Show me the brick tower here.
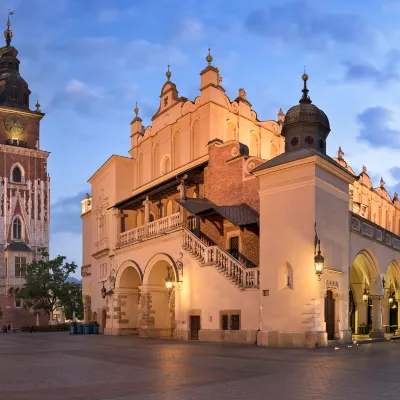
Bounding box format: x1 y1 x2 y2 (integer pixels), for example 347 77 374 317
0 12 50 329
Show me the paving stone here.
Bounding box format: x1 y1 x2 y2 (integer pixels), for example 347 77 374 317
0 332 399 399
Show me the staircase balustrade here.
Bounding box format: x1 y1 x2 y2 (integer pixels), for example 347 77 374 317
182 228 259 290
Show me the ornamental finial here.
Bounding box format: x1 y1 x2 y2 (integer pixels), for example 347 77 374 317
166 65 172 81
362 165 367 174
206 47 213 66
134 101 139 118
299 66 311 105
380 177 385 188
35 100 41 113
338 146 344 160
4 9 14 47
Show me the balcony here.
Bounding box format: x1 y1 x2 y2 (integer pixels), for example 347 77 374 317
119 212 181 247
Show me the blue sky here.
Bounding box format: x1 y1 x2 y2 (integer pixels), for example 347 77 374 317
4 0 400 276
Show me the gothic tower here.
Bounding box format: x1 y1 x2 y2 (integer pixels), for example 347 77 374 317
0 13 50 328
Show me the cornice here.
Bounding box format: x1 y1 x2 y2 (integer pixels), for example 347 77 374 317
0 106 45 119
88 154 134 184
0 144 50 158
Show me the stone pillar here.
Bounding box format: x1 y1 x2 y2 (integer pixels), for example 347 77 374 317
382 301 390 334
173 283 185 339
369 298 384 338
177 181 188 228
114 209 124 248
143 196 152 235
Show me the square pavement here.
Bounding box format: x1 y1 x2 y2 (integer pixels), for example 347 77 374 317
1 332 400 399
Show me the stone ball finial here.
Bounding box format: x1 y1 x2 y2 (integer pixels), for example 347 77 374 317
35 100 41 113
362 165 367 174
134 101 139 117
166 64 172 81
206 48 213 66
338 146 344 159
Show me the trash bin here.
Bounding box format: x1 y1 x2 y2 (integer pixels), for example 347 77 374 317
76 324 83 334
70 323 77 335
92 323 99 335
84 324 91 335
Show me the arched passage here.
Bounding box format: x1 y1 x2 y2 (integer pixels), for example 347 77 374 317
349 250 383 337
383 261 400 334
140 254 178 338
107 261 142 336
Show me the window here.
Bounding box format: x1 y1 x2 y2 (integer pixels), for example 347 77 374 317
100 262 107 279
99 214 106 241
15 298 22 308
231 315 240 330
222 315 229 330
15 256 26 277
12 166 22 183
220 311 240 331
12 217 22 240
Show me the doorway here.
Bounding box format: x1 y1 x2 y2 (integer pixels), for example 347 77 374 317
325 290 335 340
190 316 201 340
229 236 239 260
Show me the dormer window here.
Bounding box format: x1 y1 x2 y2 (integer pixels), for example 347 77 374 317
12 217 22 240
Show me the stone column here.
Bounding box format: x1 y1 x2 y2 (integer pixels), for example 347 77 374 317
177 181 188 228
382 301 390 334
369 297 384 338
143 196 152 236
114 209 124 248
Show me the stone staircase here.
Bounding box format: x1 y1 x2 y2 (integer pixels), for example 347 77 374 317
182 228 260 291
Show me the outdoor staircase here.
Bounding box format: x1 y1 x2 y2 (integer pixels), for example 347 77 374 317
182 228 260 291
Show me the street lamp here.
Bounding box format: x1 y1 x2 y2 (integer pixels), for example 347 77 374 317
314 223 324 280
165 267 173 289
362 287 369 302
101 282 107 299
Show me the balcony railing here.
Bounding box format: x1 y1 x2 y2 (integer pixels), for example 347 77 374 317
119 212 181 247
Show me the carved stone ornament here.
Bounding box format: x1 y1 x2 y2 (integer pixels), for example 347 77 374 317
231 146 239 157
96 189 109 214
247 161 256 173
231 102 239 113
369 294 384 300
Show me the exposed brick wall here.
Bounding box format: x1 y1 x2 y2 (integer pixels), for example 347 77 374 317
241 228 259 267
200 216 224 247
204 141 262 212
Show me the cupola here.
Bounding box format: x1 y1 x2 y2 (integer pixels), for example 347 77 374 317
282 72 330 154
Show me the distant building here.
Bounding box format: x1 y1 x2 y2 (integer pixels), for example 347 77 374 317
81 51 400 347
0 14 49 329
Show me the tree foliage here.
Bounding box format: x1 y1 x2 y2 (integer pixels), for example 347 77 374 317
15 251 79 316
59 282 83 320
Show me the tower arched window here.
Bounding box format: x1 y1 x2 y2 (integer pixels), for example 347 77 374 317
12 217 22 240
12 166 22 183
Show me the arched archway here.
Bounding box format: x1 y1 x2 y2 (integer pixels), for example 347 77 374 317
383 261 400 334
107 261 143 336
350 249 383 337
140 254 178 338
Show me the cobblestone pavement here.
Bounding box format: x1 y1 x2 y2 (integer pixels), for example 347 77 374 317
1 333 400 400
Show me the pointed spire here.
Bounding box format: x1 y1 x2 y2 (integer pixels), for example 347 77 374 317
299 67 312 105
4 9 14 47
35 100 41 113
380 177 385 188
166 64 171 81
206 47 213 66
134 101 139 118
338 146 344 160
278 108 285 123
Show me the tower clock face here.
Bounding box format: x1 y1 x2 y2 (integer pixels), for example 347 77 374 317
4 114 26 135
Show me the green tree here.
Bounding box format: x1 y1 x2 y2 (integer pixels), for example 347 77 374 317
16 251 78 318
59 282 83 320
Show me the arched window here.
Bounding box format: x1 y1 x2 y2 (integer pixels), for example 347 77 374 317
12 166 22 183
166 200 173 216
12 217 22 240
160 155 171 175
249 134 259 157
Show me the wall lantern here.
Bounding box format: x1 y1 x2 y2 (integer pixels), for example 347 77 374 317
165 267 173 290
362 286 369 302
314 223 324 280
101 282 107 299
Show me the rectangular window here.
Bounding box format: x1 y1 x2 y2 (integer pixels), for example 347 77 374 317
231 315 240 330
15 257 27 277
15 298 22 308
100 263 107 279
221 315 229 330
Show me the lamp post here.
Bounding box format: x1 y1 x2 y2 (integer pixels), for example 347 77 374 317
100 269 116 299
314 223 324 280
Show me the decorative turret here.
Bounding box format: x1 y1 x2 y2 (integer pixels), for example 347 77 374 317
282 72 330 154
0 11 31 110
200 48 225 94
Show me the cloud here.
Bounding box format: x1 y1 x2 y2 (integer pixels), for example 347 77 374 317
97 7 136 24
245 1 378 51
51 191 87 235
173 19 204 43
390 166 400 181
342 50 400 85
50 231 82 270
357 107 400 148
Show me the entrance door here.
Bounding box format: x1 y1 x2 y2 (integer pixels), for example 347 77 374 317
230 236 239 260
190 316 200 340
325 290 335 340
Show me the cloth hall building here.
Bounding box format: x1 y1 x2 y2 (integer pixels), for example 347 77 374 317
81 52 400 347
